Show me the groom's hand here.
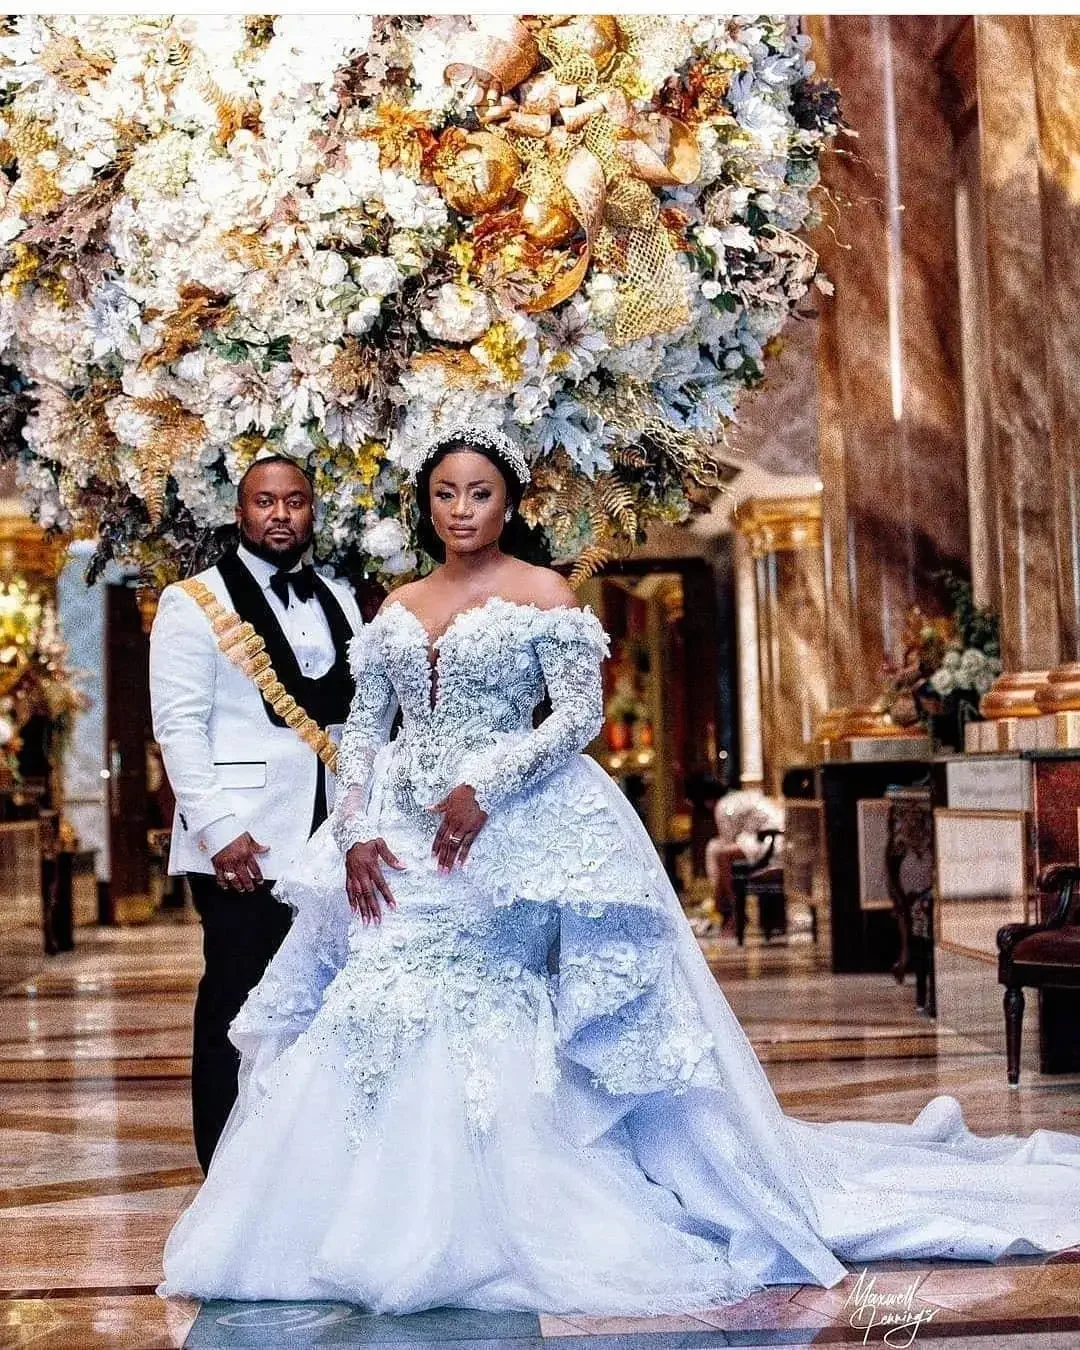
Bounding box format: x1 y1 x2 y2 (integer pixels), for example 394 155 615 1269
345 839 404 926
212 833 269 892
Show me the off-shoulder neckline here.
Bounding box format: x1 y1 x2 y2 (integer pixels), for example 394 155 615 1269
377 593 596 654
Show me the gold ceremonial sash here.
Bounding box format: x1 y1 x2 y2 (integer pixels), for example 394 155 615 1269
178 578 339 775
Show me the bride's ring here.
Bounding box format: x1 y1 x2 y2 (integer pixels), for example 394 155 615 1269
449 834 462 843
223 870 237 881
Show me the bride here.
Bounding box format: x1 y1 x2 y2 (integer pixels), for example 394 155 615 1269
160 425 1080 1315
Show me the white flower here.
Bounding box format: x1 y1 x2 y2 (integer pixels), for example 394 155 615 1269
0 215 27 244
341 141 383 201
360 515 408 559
310 172 353 215
355 256 402 298
541 295 607 381
346 297 383 336
720 224 757 252
734 94 791 150
585 272 618 325
381 170 448 232
381 548 417 576
313 251 349 288
700 280 723 300
388 231 426 273
420 283 492 343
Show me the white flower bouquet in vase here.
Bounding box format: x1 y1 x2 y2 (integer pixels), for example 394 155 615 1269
884 574 1001 752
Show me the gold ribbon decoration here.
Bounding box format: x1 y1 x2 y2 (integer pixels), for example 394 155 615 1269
443 15 702 340
179 579 340 775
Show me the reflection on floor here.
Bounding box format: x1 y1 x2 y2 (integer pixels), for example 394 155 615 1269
1 916 1078 1348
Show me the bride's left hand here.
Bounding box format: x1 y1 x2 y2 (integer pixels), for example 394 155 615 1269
428 784 487 874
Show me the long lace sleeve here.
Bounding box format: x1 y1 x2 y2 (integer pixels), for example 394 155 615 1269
458 606 609 815
330 622 398 854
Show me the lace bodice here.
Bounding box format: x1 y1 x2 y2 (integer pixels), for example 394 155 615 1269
330 595 610 854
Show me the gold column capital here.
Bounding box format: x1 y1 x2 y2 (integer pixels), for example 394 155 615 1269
733 495 823 559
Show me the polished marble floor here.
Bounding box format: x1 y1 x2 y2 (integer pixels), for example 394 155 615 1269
1 912 1078 1348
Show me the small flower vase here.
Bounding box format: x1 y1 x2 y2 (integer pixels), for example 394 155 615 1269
928 694 981 753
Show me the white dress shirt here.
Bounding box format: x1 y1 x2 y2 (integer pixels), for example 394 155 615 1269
236 543 336 678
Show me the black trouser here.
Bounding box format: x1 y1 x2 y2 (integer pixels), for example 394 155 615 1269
187 874 292 1174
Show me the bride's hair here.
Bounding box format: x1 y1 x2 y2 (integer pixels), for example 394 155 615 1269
414 439 551 564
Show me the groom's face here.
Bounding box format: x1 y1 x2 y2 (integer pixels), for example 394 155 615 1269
236 461 315 568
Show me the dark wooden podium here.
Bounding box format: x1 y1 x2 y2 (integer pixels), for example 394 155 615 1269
784 759 932 974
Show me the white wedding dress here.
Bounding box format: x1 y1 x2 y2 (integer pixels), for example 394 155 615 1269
160 596 1080 1314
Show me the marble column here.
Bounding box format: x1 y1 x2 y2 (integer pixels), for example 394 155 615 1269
733 497 828 795
806 17 971 727
733 530 764 789
972 17 1059 733
1029 18 1080 728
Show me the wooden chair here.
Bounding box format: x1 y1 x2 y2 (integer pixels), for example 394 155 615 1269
731 829 787 946
884 787 935 1015
997 864 1080 1087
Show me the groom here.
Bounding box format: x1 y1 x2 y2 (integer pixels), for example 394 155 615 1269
150 454 362 1172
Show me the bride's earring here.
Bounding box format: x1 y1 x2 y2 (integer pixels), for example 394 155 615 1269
504 507 513 523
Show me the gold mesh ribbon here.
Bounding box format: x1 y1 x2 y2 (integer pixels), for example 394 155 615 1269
447 17 696 343
179 578 340 775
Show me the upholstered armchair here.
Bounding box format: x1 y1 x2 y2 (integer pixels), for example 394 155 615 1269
997 864 1080 1087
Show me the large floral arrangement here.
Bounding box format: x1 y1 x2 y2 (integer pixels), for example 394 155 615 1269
0 14 840 584
0 577 86 781
884 575 1002 751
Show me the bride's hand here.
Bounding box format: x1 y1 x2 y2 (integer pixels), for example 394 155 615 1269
428 785 487 874
345 839 405 926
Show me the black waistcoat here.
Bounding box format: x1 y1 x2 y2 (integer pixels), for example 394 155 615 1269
215 548 355 730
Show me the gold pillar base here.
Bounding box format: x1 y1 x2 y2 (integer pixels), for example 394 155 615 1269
974 671 1051 753
814 703 927 761
812 707 850 760
1033 663 1080 714
1029 664 1080 748
980 669 1050 719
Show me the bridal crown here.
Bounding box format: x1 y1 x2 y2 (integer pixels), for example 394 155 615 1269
409 424 531 487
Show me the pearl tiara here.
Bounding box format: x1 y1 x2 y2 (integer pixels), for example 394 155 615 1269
408 424 531 487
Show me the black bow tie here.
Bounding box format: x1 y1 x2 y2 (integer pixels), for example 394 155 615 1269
269 564 316 607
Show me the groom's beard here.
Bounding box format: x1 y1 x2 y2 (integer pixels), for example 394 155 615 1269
238 523 313 572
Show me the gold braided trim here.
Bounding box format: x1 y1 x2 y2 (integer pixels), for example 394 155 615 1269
179 578 339 775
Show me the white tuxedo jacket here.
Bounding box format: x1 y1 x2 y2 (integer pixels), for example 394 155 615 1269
149 560 362 877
